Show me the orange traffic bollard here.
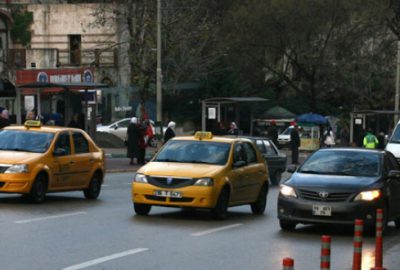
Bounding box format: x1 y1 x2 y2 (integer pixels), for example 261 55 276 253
282 257 294 270
375 208 383 268
321 235 331 270
352 219 363 270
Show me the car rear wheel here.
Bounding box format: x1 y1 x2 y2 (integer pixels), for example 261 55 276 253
29 174 47 203
251 184 268 215
395 218 400 229
134 203 152 215
211 188 229 220
271 171 282 185
84 173 102 199
279 219 297 231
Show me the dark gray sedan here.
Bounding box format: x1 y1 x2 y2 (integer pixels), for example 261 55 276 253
244 136 287 185
278 148 400 231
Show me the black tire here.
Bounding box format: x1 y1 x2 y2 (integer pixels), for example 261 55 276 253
29 174 47 203
211 188 230 220
134 203 152 215
271 171 282 185
251 184 268 214
395 218 400 229
84 173 102 199
279 219 297 231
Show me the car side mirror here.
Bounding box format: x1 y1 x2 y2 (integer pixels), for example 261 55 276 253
233 160 247 168
388 170 400 179
53 147 66 156
287 165 297 173
114 124 119 130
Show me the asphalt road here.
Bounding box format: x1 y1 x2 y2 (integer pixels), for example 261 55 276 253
0 172 399 270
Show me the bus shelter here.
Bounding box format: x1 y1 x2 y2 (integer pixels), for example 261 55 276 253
17 82 108 138
201 97 268 134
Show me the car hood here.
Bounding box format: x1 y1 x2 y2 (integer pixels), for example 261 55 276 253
138 162 225 178
286 173 380 191
385 143 400 158
0 150 42 164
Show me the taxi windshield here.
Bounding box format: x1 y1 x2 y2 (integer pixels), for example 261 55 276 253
155 140 231 165
0 130 55 153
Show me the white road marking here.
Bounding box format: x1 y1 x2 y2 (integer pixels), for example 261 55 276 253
191 223 243 236
124 182 132 185
102 184 110 187
62 248 149 270
15 211 87 224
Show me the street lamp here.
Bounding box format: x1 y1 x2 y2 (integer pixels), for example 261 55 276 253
156 0 162 123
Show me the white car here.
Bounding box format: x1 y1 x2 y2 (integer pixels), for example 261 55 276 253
96 118 164 147
277 125 294 147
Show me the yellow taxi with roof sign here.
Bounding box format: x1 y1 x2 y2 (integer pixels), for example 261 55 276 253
0 120 105 202
132 131 269 219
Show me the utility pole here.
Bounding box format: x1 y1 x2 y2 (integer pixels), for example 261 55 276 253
395 41 400 125
156 0 162 123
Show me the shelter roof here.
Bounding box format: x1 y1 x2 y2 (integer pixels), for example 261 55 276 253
203 97 268 104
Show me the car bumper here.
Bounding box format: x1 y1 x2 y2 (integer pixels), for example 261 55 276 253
0 174 33 193
132 183 218 208
277 195 384 226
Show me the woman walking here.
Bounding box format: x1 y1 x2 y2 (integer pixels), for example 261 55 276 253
126 117 140 165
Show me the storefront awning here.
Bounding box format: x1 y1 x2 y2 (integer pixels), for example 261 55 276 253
17 82 109 95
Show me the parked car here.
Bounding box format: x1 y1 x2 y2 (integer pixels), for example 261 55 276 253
97 118 162 147
277 125 294 147
0 120 105 202
278 148 400 231
243 136 287 185
132 132 269 219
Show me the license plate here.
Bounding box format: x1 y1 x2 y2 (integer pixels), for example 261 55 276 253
312 205 332 216
154 190 182 198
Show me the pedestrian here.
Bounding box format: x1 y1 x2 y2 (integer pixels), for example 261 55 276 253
25 110 36 121
214 121 227 135
339 125 350 146
228 122 239 135
322 127 335 148
363 129 379 149
377 131 385 150
267 120 278 145
290 122 301 165
164 121 176 143
0 107 10 129
126 117 141 165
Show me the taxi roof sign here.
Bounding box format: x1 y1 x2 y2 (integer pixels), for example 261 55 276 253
194 131 213 140
24 120 42 128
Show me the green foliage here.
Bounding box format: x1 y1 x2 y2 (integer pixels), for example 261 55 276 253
10 9 33 46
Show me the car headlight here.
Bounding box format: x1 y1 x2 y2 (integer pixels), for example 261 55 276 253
133 173 148 183
5 164 29 174
194 178 214 186
354 189 381 201
280 184 297 198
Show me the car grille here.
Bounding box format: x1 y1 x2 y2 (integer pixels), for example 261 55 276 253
145 195 193 203
0 166 10 173
147 176 197 188
298 189 353 202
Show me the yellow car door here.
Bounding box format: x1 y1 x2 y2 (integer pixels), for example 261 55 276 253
70 131 93 187
242 142 265 202
50 131 74 190
228 143 249 204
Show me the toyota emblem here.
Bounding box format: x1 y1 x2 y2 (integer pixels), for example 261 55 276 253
319 191 329 198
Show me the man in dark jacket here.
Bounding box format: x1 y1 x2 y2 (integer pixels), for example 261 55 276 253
164 121 176 143
290 123 300 164
267 120 278 146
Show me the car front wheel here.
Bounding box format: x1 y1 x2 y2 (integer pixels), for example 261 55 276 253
30 174 47 203
211 188 229 220
134 203 152 215
279 219 297 231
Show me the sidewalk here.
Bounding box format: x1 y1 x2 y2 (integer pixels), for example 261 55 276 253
104 147 157 173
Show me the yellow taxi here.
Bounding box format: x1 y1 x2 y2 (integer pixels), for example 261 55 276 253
132 132 269 219
0 120 105 202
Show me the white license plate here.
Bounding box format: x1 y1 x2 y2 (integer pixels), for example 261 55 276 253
312 205 332 216
154 190 182 198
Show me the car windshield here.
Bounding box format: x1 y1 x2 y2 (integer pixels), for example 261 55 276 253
154 140 231 165
281 126 293 135
389 124 400 143
299 150 380 177
0 130 55 153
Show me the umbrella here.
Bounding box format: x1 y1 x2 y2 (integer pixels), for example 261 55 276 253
296 113 328 125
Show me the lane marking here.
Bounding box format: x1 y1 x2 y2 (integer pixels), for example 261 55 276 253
102 184 110 187
62 248 149 270
15 211 87 224
191 223 243 236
